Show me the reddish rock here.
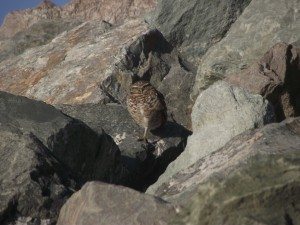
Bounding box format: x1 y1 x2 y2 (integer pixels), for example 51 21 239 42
0 19 150 105
226 42 300 121
0 0 157 39
0 1 62 38
63 0 157 24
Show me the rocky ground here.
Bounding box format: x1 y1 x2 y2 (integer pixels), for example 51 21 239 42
0 0 299 224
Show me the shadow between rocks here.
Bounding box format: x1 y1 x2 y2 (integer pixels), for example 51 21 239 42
57 103 193 192
128 121 192 191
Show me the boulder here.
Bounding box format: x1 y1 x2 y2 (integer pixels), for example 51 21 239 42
226 42 300 121
0 91 126 184
147 81 275 194
57 181 179 225
0 19 149 105
146 0 251 64
174 117 300 225
0 131 76 225
193 0 300 99
58 103 191 191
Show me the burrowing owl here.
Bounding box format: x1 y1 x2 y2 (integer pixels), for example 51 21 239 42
127 80 167 141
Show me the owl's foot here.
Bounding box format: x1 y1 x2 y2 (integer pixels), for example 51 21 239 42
137 137 149 143
137 127 149 143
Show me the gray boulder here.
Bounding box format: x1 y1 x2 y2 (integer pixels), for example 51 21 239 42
57 181 179 225
147 81 275 194
176 117 300 225
0 91 127 184
193 0 300 98
0 131 76 225
146 0 251 64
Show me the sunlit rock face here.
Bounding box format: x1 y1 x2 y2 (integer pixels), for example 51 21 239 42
0 19 150 105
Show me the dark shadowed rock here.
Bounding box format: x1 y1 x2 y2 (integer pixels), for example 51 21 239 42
57 181 179 225
0 91 127 183
147 117 300 224
0 131 76 225
226 42 300 121
58 103 191 191
146 0 251 64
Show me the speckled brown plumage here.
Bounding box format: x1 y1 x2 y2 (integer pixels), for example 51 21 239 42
127 80 167 140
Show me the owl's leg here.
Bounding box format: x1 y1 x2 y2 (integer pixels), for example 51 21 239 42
143 127 149 141
138 127 149 143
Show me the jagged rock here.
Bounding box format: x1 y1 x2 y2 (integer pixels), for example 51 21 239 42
0 131 76 225
193 0 300 99
0 91 126 183
101 29 173 105
0 19 150 105
158 117 300 225
147 81 275 194
101 28 195 129
58 103 191 190
146 0 251 64
0 0 157 38
226 42 300 121
57 181 179 225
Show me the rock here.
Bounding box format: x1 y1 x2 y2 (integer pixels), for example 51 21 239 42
193 0 300 99
226 42 300 121
147 81 275 194
172 117 299 225
57 181 179 225
63 0 157 24
0 19 82 62
58 103 191 191
101 28 196 129
0 91 126 184
0 1 62 39
146 0 251 64
0 0 157 39
157 64 195 129
0 19 150 105
0 131 76 224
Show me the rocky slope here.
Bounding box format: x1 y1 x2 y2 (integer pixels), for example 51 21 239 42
0 0 299 224
0 0 157 39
